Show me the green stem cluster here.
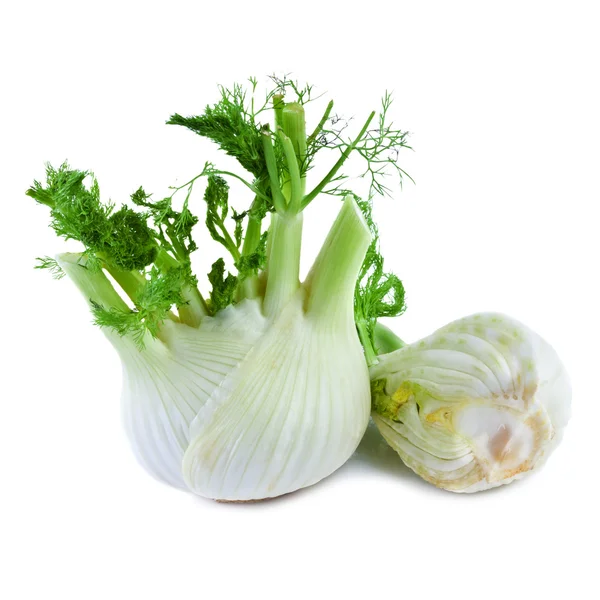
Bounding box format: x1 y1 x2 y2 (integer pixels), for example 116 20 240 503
261 98 377 322
32 78 410 355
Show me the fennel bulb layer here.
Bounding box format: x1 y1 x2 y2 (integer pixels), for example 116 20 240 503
370 313 571 492
111 302 266 489
182 196 372 500
57 253 266 489
183 290 371 500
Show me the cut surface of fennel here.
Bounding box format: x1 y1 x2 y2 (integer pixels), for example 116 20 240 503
370 313 571 492
57 195 372 500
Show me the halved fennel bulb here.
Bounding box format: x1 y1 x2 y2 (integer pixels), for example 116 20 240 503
370 313 571 492
58 196 371 500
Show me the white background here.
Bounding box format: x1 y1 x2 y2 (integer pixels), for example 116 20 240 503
1 1 598 599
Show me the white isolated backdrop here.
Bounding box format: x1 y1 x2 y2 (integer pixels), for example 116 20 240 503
1 1 598 599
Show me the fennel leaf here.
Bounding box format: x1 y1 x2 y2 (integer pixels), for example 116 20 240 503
91 266 189 348
208 258 238 312
35 256 66 279
27 163 157 272
354 197 406 364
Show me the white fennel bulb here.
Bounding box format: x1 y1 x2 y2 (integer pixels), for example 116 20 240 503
29 79 411 499
57 194 372 500
370 314 571 492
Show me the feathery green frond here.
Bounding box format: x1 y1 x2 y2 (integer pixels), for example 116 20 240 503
207 258 238 313
27 163 157 272
303 92 412 204
235 231 268 283
91 266 189 348
35 256 66 279
130 185 199 262
354 196 406 363
167 84 267 178
203 175 240 260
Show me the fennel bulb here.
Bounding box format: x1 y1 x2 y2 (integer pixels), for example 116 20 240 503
58 196 371 499
29 78 409 500
370 314 571 492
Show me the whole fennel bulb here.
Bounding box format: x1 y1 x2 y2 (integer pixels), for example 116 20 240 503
57 196 371 500
30 79 409 500
370 314 571 492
